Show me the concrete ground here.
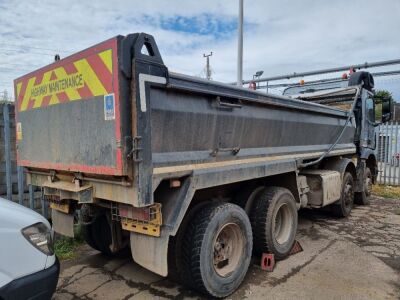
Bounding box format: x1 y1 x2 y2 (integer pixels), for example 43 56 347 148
54 196 400 300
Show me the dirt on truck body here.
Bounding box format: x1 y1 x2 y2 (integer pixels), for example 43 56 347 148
14 33 393 298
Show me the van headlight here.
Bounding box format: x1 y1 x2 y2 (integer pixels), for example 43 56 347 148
22 222 54 255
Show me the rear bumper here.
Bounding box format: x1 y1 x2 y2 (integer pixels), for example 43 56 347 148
0 256 60 300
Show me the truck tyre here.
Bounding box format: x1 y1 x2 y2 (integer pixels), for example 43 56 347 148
167 201 210 285
82 223 100 251
83 214 130 257
332 172 354 217
233 185 265 214
355 167 372 205
250 187 298 260
182 203 252 298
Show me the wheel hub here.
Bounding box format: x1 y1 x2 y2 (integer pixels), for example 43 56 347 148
273 203 293 245
344 183 353 207
365 176 372 196
213 223 244 277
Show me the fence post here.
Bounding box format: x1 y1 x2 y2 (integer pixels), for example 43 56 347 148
3 104 12 201
383 122 388 185
378 125 383 184
41 188 48 219
389 122 394 185
17 166 24 205
29 184 35 209
393 122 399 185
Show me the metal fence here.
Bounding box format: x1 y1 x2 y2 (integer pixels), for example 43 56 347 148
1 102 49 218
376 122 400 186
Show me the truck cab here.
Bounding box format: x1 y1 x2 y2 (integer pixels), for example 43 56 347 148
287 73 393 198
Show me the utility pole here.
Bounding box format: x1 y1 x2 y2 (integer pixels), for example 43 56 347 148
1 89 8 101
237 0 244 86
203 52 213 80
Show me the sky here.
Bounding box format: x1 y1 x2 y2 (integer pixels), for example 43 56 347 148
1 0 400 100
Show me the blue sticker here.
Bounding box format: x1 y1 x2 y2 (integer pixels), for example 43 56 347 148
104 94 115 120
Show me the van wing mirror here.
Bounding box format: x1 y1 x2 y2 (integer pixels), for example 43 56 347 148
381 97 393 123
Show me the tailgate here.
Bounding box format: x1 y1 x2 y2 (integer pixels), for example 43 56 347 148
14 37 126 176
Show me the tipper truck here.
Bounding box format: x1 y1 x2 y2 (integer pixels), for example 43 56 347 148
13 33 393 297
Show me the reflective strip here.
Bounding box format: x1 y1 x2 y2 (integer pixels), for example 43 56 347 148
15 49 114 112
73 58 107 96
138 74 167 112
20 77 36 111
98 49 113 73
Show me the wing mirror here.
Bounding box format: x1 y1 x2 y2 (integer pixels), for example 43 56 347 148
374 95 394 124
381 96 393 123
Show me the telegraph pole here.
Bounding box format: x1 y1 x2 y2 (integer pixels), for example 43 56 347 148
203 52 213 80
237 0 244 86
1 89 8 101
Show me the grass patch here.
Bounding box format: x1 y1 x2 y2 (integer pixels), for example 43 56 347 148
54 224 84 260
54 238 83 260
372 184 400 199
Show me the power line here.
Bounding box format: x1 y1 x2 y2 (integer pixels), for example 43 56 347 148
0 49 60 56
0 62 44 68
0 43 70 54
0 66 33 72
0 66 29 71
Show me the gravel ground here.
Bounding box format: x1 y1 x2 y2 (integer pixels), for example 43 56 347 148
53 195 400 300
301 196 400 271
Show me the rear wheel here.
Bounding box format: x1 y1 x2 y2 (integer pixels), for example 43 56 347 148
82 214 130 257
332 172 354 217
167 201 210 285
233 185 265 214
182 203 252 298
250 187 298 260
355 167 372 205
82 222 100 251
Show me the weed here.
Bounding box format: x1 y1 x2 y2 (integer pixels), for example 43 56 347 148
372 184 400 199
54 224 84 260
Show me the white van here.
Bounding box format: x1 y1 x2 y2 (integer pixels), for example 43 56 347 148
0 197 59 300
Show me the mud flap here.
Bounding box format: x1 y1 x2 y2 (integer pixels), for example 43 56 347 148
130 232 169 276
52 210 74 237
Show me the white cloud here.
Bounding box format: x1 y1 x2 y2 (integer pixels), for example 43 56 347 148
1 0 399 99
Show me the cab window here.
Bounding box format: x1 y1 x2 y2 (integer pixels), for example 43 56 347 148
366 97 375 122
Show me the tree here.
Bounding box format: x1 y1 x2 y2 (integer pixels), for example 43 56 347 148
375 90 393 101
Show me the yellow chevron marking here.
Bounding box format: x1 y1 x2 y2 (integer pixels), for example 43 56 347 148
32 71 52 108
53 67 81 101
16 82 22 99
20 77 36 111
17 50 113 112
20 70 84 110
99 49 113 73
74 59 107 96
49 94 59 106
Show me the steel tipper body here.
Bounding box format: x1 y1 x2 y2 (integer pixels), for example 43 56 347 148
13 33 392 298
